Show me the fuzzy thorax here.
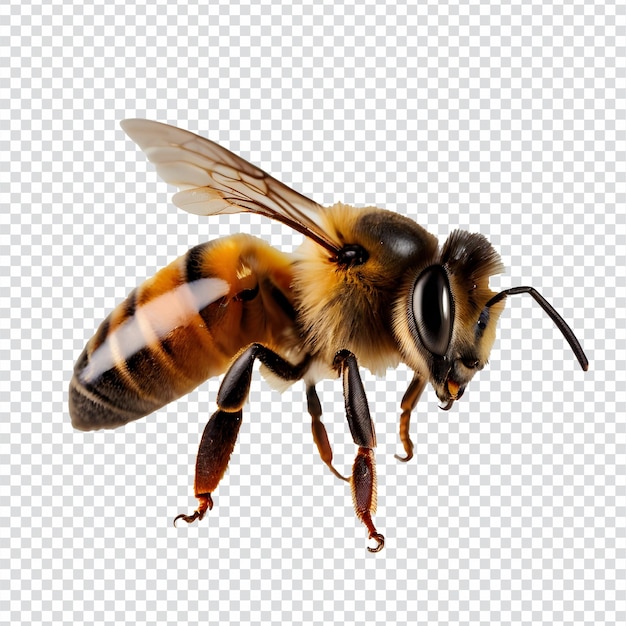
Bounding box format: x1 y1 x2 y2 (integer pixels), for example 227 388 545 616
291 203 404 375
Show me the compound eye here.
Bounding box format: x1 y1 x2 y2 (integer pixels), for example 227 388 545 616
412 266 454 356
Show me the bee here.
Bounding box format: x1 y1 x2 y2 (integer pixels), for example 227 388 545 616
69 120 588 552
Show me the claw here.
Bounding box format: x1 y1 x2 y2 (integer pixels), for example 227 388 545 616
173 510 202 526
394 451 413 463
367 532 385 553
173 493 212 526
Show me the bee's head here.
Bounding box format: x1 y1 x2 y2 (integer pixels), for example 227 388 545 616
394 230 587 409
397 230 505 406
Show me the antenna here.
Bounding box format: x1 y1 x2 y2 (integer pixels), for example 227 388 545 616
486 286 589 371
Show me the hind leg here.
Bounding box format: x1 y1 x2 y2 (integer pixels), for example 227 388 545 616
174 344 308 525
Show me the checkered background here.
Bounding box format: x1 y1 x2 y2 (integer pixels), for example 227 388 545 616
2 1 624 625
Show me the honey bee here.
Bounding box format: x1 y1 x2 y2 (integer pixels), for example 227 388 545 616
69 120 588 552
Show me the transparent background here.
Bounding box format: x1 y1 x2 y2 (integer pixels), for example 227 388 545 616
2 1 624 625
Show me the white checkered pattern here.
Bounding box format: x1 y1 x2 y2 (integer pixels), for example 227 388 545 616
2 1 623 625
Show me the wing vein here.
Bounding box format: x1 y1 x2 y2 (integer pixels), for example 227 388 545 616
121 119 340 253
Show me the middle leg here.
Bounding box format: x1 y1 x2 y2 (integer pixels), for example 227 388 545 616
334 349 384 553
307 385 349 482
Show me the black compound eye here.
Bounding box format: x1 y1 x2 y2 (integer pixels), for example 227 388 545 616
412 266 454 356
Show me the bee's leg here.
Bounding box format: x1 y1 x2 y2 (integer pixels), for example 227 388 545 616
394 373 427 463
217 344 309 411
307 385 349 482
333 349 384 553
174 408 242 525
174 343 308 525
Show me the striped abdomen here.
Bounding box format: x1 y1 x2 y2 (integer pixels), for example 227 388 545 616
69 234 298 430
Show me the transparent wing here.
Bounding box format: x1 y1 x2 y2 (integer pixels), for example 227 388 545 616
120 119 341 253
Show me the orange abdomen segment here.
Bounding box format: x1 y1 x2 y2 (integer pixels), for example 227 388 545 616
69 234 297 430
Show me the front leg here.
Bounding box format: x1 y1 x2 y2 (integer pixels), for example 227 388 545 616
175 343 308 525
394 373 427 462
333 349 384 553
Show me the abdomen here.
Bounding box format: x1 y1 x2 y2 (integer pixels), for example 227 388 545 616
69 234 298 430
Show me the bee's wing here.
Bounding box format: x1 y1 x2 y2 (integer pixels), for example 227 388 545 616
120 119 341 253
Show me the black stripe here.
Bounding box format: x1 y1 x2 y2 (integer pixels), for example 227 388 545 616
123 288 138 320
185 243 209 283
